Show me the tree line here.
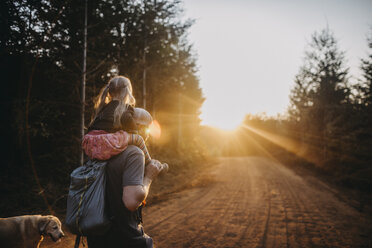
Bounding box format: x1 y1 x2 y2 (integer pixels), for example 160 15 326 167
289 28 371 170
242 28 372 194
0 0 204 216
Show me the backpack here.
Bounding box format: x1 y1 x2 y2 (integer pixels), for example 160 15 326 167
65 159 111 236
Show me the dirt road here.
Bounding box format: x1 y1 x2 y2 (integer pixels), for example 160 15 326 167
42 156 371 248
143 157 371 248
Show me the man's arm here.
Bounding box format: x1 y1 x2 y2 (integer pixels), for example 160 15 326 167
122 160 164 212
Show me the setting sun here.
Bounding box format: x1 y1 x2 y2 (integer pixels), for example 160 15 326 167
184 0 370 129
201 107 244 130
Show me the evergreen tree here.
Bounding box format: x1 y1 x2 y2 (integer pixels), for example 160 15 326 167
289 28 351 162
360 34 372 108
351 31 372 166
0 0 204 215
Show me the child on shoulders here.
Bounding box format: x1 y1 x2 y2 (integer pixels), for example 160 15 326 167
82 76 165 170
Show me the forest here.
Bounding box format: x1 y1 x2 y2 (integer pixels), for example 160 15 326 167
0 0 206 216
1 0 371 218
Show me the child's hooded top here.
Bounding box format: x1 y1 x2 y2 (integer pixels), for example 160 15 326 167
88 100 137 134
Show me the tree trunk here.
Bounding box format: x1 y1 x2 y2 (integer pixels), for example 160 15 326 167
81 0 88 166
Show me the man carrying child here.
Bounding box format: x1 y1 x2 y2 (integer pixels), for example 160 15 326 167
87 145 165 248
85 76 168 247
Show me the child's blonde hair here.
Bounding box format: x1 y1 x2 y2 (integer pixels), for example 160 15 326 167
91 76 136 128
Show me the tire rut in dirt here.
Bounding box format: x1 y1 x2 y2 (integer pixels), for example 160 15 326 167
144 157 372 248
145 185 214 230
184 161 249 247
149 159 251 247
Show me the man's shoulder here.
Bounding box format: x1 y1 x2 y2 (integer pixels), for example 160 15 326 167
112 145 144 163
124 145 144 156
108 146 144 164
106 146 144 172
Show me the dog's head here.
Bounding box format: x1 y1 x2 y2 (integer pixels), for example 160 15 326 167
39 215 65 242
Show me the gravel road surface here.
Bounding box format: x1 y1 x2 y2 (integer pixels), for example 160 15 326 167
144 157 371 248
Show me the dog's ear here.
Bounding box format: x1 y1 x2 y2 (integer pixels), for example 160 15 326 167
38 218 51 235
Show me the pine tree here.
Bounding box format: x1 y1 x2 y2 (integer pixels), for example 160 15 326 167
1 0 204 215
289 28 350 162
360 34 372 108
353 32 372 164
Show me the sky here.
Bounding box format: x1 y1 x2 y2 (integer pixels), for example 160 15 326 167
182 0 372 130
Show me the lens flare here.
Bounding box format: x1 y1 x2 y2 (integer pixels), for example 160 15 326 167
149 120 161 139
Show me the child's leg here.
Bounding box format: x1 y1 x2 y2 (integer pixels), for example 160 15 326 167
128 134 152 165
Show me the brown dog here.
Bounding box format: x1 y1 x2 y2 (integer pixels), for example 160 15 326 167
0 215 64 248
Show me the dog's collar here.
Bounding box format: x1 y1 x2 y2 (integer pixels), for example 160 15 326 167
39 220 51 236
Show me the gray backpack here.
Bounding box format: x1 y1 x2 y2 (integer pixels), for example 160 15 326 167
65 159 111 236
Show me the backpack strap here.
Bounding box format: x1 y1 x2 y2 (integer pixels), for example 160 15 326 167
137 204 144 223
74 235 81 248
76 176 89 235
74 235 87 247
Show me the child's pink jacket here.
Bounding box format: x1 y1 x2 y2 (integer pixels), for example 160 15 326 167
82 130 129 160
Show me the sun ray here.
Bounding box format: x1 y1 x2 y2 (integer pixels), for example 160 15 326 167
240 124 319 164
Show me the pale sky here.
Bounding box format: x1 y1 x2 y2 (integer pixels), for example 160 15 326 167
182 0 372 129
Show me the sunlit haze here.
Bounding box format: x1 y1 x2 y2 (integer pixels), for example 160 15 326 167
183 0 372 130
